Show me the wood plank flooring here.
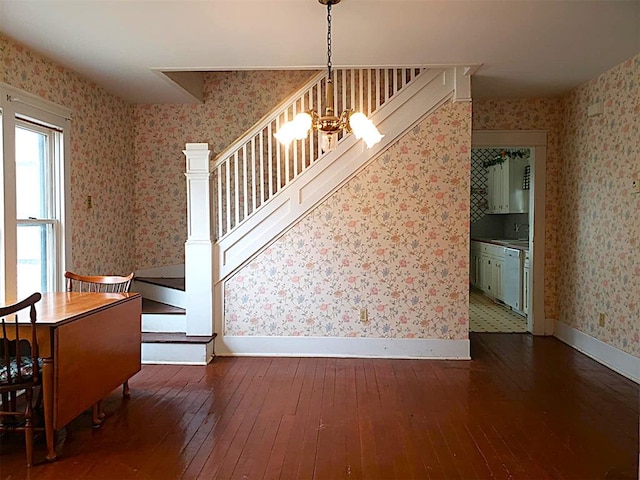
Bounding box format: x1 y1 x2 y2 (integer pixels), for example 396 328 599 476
1 333 638 479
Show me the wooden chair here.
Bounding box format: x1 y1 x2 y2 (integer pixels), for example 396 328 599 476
64 271 134 294
0 292 43 467
64 271 134 426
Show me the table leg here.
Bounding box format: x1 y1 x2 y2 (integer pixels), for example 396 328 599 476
42 357 57 461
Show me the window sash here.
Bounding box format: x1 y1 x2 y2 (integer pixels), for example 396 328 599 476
15 120 60 221
14 119 62 296
16 221 58 299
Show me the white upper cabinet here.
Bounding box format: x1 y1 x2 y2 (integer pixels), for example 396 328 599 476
486 157 529 214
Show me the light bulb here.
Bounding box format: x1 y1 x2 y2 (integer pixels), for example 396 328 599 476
274 113 312 146
349 112 384 148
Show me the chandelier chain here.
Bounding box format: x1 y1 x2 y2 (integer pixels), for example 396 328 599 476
326 3 332 81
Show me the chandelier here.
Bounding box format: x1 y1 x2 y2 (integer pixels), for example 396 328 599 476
274 0 383 152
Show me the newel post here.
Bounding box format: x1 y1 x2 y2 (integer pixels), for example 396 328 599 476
183 143 214 336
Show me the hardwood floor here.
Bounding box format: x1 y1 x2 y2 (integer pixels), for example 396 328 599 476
1 333 638 479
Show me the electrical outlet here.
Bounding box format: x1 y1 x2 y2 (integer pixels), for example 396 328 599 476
86 195 93 209
598 313 605 327
360 308 369 323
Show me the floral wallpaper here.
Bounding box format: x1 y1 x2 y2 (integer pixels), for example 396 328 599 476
1 34 136 276
473 98 562 321
557 54 639 357
133 71 315 268
224 100 472 339
5 28 635 357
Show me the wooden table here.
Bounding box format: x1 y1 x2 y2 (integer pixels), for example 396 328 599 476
31 292 142 460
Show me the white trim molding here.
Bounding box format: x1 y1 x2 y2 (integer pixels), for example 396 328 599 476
216 336 470 360
554 321 640 384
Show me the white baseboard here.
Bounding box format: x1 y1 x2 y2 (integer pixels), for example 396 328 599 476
135 264 185 278
554 321 639 383
216 335 470 359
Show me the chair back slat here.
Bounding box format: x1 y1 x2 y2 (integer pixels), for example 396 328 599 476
65 271 134 294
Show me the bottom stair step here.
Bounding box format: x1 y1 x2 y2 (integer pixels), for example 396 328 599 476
141 299 186 333
141 332 217 365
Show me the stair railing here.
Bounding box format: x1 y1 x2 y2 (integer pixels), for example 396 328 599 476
212 67 426 240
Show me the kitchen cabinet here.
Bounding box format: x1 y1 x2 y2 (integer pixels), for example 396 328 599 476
486 158 529 214
471 241 504 301
486 163 503 213
482 252 503 300
470 243 481 287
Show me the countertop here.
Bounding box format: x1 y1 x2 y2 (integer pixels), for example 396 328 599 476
471 237 530 251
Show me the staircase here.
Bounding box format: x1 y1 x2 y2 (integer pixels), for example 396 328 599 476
138 65 472 363
136 276 215 364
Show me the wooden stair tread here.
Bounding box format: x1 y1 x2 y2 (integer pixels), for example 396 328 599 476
142 298 185 315
136 277 185 291
142 332 217 344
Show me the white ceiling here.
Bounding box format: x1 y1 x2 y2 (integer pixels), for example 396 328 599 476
1 0 639 104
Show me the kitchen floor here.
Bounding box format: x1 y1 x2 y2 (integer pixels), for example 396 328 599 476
469 288 527 333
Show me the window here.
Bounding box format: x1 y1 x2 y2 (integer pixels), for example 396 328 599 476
15 120 63 298
1 84 71 303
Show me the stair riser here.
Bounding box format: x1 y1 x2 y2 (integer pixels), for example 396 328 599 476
142 313 187 334
133 281 186 308
141 341 214 365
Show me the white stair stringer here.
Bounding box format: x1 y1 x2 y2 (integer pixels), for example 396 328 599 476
215 67 457 283
132 279 186 308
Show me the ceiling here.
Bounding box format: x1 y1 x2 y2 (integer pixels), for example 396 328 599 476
1 0 639 104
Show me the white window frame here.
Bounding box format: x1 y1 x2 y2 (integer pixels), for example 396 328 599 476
0 83 72 304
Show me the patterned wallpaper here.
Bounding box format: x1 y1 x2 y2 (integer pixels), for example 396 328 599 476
224 100 472 339
557 54 639 357
1 34 136 276
133 71 315 268
4 30 636 356
473 98 563 321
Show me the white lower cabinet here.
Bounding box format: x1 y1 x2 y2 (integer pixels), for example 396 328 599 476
470 246 482 287
471 241 505 301
482 253 503 300
471 240 530 315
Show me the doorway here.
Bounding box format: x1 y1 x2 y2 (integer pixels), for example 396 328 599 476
471 130 550 336
469 146 531 333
